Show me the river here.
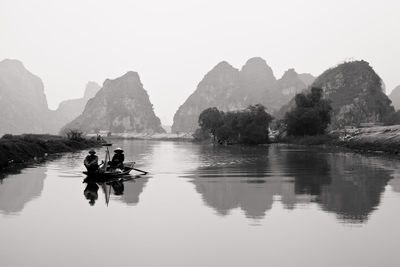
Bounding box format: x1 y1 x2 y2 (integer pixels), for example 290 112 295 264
1 140 400 267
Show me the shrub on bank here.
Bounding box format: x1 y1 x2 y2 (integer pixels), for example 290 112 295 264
192 128 211 142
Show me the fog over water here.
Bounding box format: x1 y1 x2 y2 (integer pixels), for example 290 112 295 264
1 0 399 125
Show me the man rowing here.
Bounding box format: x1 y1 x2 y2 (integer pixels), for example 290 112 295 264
84 149 99 172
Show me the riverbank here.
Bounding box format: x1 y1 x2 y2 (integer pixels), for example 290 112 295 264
278 125 400 155
332 125 400 154
0 134 101 170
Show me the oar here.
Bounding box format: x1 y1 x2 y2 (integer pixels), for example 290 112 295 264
132 167 148 175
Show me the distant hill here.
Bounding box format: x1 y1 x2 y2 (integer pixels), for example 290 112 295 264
239 57 279 109
0 59 54 135
172 57 305 133
63 71 165 134
298 73 315 86
0 59 164 135
0 59 104 135
53 81 101 130
172 61 241 133
276 61 394 128
313 60 394 127
389 85 400 110
276 68 307 102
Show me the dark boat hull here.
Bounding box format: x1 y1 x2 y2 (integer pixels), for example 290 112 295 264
83 161 138 178
83 167 132 178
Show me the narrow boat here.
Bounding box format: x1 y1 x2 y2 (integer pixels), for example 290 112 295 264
83 161 136 177
83 143 147 178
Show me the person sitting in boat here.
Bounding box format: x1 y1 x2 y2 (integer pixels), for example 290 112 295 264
84 149 99 172
110 147 125 171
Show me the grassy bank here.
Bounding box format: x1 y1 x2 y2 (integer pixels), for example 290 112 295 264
277 125 400 155
0 134 101 170
332 126 400 154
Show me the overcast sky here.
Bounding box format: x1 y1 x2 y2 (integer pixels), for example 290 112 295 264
1 0 399 125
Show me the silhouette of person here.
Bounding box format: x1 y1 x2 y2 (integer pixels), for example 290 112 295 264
110 147 125 170
84 149 99 172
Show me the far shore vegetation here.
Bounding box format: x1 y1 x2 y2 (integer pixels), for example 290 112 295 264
283 87 332 136
194 88 333 146
0 130 101 170
193 104 273 145
192 86 400 156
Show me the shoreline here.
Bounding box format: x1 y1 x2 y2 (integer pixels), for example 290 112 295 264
0 134 102 171
93 125 400 158
277 125 400 158
3 125 397 173
105 136 194 142
90 132 194 142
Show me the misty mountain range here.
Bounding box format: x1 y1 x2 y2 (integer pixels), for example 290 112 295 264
172 57 314 133
0 58 398 136
0 59 102 135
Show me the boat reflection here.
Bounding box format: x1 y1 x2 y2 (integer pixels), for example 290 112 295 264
186 145 393 224
83 178 100 205
82 175 148 206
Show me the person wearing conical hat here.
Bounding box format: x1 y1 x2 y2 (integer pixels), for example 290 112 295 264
84 149 99 172
110 147 125 171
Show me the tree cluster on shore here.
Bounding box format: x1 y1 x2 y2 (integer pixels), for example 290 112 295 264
383 110 400 126
194 104 273 145
284 87 332 136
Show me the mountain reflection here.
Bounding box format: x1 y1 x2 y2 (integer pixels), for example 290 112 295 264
318 154 392 223
83 176 148 206
120 177 148 205
0 167 46 215
187 145 392 223
389 178 400 193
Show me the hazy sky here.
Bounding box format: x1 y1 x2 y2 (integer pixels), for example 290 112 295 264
1 0 399 125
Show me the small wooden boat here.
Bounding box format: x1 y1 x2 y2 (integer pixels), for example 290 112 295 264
83 143 148 178
83 161 136 177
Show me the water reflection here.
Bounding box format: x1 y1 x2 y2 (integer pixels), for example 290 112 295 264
186 145 393 223
0 167 46 215
119 177 149 205
318 154 392 223
389 178 400 193
82 176 149 206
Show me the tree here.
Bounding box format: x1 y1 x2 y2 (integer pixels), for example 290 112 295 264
198 107 224 142
197 105 273 145
285 87 332 136
236 104 273 144
383 110 400 125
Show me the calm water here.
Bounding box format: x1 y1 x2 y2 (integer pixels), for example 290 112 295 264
1 140 400 267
